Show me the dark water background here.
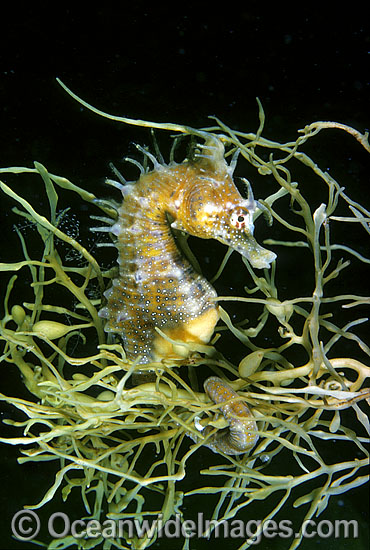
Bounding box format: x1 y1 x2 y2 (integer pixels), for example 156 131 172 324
0 5 369 549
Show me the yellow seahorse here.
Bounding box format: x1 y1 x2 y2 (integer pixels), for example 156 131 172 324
98 137 275 364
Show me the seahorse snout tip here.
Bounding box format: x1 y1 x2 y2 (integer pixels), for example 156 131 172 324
231 237 276 269
247 247 277 269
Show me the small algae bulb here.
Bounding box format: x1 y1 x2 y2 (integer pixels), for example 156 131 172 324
238 350 265 378
32 320 88 340
11 305 26 327
32 320 66 338
0 82 369 550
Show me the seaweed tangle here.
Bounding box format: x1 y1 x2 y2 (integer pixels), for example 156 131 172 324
0 86 369 549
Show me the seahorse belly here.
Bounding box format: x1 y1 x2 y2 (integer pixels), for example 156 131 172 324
152 307 219 360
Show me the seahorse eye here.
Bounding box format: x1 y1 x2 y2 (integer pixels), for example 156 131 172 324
230 207 249 230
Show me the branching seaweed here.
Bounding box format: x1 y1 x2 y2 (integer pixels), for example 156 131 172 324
0 92 369 549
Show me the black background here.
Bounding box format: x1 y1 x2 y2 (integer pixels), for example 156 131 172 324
0 4 369 550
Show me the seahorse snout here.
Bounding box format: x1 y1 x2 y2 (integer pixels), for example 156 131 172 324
217 227 276 269
234 234 277 269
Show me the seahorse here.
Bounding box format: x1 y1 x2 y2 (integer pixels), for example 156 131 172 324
98 135 276 364
196 376 259 455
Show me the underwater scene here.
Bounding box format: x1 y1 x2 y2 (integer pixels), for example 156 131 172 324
0 80 369 550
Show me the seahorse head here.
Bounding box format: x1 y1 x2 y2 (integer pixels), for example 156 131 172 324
170 137 276 270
